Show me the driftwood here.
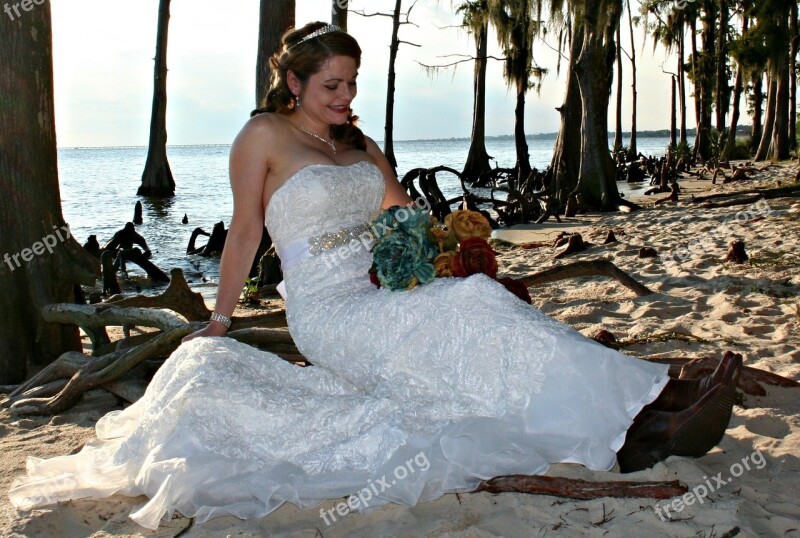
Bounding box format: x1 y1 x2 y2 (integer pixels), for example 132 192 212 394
690 183 800 208
520 260 653 297
117 248 170 282
475 475 687 500
186 227 211 254
107 268 211 321
101 250 121 296
7 324 202 415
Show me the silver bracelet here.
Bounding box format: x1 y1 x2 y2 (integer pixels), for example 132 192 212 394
209 312 232 329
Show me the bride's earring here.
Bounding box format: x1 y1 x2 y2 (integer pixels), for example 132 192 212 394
295 94 301 108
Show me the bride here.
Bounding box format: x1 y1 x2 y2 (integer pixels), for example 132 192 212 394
9 22 741 530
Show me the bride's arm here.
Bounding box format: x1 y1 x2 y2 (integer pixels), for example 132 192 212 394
364 136 413 209
183 119 271 342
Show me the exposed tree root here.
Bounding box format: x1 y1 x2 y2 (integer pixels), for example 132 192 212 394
475 474 687 500
520 260 653 297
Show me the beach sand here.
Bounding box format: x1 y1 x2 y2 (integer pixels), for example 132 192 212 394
1 161 798 537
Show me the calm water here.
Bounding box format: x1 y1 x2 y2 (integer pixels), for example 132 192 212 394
59 136 671 295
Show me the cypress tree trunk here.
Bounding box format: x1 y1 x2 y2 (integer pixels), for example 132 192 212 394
613 23 623 154
670 76 677 147
721 63 744 160
751 72 763 153
690 20 701 153
715 0 728 132
256 0 295 108
721 15 747 160
0 3 99 383
462 21 492 183
573 6 622 210
626 0 637 157
383 0 402 171
332 0 348 30
764 2 791 160
550 24 583 207
790 2 798 152
755 74 777 161
695 4 715 161
138 0 175 197
678 29 687 145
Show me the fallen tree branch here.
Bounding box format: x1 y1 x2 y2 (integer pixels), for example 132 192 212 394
689 183 800 206
475 474 687 500
520 260 653 297
41 304 186 332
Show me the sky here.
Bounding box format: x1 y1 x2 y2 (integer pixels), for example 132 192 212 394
48 0 695 147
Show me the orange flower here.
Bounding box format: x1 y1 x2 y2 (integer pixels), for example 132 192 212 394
433 251 456 277
444 210 492 242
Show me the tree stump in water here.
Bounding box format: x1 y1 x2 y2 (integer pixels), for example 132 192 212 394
83 235 101 258
199 222 228 257
133 200 143 224
726 240 748 263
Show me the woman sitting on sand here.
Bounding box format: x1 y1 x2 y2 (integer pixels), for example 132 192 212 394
10 22 741 530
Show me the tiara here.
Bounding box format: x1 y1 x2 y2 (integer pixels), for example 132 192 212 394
288 25 343 50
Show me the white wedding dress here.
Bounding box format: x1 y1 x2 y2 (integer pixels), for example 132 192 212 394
9 160 669 529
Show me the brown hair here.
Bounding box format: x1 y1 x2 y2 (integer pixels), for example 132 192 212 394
252 21 366 150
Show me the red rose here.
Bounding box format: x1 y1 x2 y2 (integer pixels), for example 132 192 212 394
369 268 381 288
497 277 532 304
452 237 498 279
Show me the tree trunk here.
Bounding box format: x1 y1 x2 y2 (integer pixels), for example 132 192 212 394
770 5 791 160
0 4 99 383
721 62 743 160
751 72 763 153
715 0 728 133
695 4 715 162
256 0 295 109
626 0 637 157
550 24 583 207
383 0 402 171
138 0 175 197
670 76 677 147
678 28 687 145
690 20 701 154
573 7 622 210
790 1 798 152
462 21 492 183
513 78 531 182
755 75 777 160
613 23 623 154
332 0 348 30
721 14 747 161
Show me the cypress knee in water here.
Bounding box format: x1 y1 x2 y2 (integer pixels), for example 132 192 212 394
133 201 143 224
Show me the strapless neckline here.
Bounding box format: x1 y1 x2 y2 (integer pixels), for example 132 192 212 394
265 160 381 221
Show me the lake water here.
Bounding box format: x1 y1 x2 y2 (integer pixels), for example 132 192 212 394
59 136 671 296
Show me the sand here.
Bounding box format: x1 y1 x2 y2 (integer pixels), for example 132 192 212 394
1 161 798 537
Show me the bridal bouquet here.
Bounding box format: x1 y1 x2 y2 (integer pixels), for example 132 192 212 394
369 207 531 303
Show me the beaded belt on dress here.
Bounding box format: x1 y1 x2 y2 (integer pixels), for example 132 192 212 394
275 222 374 299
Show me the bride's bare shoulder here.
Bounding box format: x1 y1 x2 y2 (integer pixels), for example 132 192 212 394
235 112 288 143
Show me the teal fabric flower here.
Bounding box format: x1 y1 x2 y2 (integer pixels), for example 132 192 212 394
371 206 438 290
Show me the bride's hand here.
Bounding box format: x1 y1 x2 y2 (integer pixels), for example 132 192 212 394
182 322 228 344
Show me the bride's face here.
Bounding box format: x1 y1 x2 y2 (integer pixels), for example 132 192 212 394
294 55 358 126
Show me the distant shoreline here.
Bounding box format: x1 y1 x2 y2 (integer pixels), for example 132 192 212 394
59 126 754 150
